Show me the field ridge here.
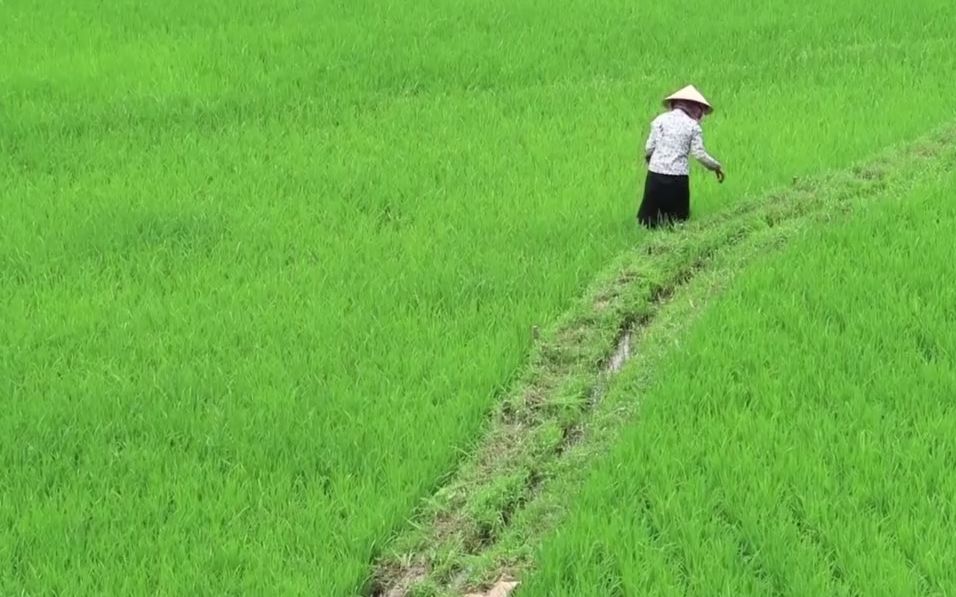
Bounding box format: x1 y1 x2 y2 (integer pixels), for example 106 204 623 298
369 123 956 596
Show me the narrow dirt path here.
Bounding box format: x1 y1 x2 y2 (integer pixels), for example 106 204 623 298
369 125 956 597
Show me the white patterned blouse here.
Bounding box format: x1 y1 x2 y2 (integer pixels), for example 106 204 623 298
644 109 722 176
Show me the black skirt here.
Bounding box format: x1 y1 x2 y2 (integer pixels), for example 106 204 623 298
637 171 690 228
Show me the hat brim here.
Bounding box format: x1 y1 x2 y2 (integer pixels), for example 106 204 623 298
664 98 713 114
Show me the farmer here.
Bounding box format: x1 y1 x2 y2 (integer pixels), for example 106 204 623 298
637 85 725 228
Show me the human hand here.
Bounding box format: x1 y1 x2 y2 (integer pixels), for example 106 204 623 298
715 168 725 183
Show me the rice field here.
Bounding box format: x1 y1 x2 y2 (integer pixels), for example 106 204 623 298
2 0 956 595
520 170 956 596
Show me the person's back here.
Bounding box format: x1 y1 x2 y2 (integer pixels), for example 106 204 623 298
646 108 720 176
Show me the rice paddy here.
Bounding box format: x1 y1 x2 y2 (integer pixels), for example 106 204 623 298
2 0 956 595
520 169 956 596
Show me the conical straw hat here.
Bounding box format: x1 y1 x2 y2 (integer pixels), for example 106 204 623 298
664 85 713 113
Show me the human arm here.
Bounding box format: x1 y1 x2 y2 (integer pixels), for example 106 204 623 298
690 125 724 181
644 120 659 163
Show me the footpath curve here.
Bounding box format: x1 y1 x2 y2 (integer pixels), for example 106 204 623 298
369 125 956 597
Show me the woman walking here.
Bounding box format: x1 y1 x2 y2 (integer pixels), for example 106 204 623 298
637 85 725 228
